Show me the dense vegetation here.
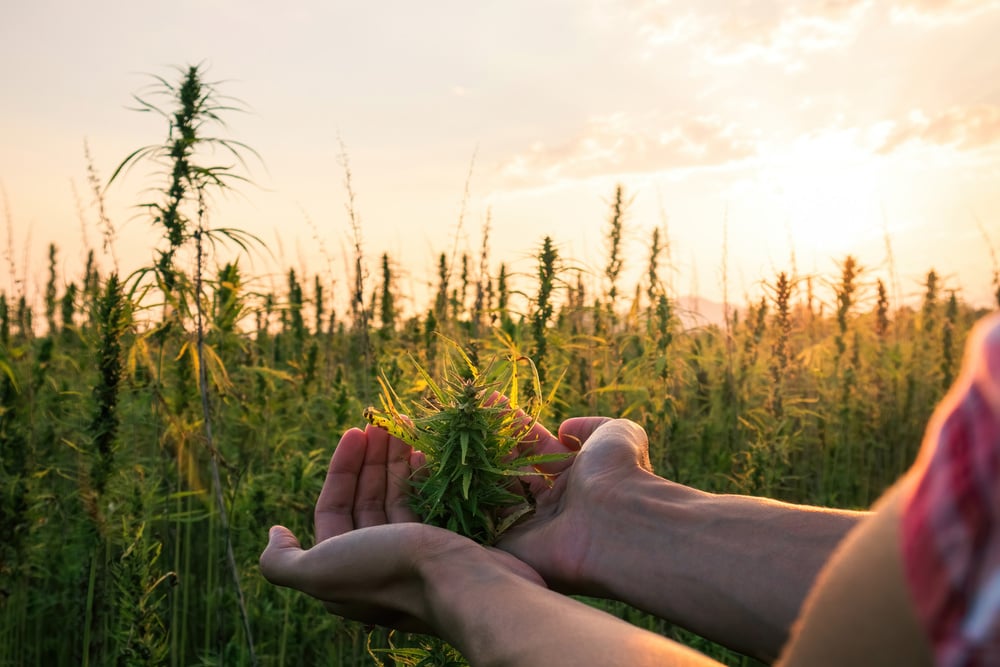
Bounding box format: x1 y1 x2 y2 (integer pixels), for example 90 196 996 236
1 65 998 666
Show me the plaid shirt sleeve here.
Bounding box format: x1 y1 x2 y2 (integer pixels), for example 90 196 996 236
902 312 1000 667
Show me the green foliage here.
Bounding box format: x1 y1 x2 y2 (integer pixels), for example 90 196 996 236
1 208 990 667
3 81 995 667
369 633 467 667
532 236 558 387
364 342 560 546
89 273 129 495
108 63 260 303
604 184 627 315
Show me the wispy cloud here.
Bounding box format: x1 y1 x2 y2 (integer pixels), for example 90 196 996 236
890 0 1000 23
501 112 757 184
627 0 872 68
876 106 1000 153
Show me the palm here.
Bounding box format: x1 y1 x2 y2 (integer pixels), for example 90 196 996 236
263 521 539 633
262 424 544 633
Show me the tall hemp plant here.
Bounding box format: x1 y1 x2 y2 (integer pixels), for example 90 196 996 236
107 64 261 665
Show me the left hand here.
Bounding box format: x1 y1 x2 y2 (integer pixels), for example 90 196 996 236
259 425 544 633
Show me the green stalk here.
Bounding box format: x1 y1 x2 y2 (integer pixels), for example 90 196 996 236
82 550 98 667
181 504 191 663
0 585 9 664
278 591 290 666
171 473 181 667
604 185 626 326
532 236 558 387
194 221 257 665
203 498 215 658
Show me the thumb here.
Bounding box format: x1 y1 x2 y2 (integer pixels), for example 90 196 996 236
558 416 614 450
586 419 654 473
259 525 304 587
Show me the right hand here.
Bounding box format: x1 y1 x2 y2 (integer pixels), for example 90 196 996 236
500 416 657 595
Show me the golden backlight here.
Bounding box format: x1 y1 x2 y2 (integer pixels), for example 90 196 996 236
765 133 885 255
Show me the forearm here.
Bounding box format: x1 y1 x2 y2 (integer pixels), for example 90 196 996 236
423 556 719 667
582 473 864 662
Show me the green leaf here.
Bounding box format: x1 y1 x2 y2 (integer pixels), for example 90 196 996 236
515 452 573 466
409 354 447 404
0 359 18 392
459 430 469 465
461 468 472 500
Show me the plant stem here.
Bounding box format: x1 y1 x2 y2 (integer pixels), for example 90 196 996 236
194 216 257 666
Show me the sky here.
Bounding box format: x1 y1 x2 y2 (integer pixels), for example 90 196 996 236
2 0 1000 318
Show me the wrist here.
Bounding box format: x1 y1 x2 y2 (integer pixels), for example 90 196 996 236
578 468 708 597
419 548 533 666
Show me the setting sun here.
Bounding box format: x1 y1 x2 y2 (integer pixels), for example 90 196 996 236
760 133 886 255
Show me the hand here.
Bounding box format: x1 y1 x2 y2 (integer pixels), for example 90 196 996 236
260 425 543 633
510 416 863 662
502 416 656 595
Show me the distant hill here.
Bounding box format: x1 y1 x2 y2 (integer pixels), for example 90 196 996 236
674 295 729 329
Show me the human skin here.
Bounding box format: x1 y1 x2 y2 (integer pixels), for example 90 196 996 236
269 316 1000 664
499 416 864 662
260 425 719 666
260 421 863 663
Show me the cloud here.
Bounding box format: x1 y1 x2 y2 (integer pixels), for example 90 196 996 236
501 112 757 183
890 0 1000 23
626 0 872 68
876 106 1000 154
622 0 999 62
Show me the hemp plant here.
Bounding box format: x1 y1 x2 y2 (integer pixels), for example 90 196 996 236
364 341 564 546
363 340 565 665
107 63 259 307
106 63 262 665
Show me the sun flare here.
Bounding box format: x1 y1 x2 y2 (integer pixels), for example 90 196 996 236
760 133 886 255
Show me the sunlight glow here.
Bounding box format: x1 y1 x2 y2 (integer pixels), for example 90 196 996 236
759 132 886 255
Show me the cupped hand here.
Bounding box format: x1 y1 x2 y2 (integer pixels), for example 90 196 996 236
260 425 543 634
502 416 655 595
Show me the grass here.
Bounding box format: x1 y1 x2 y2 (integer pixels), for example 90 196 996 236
3 210 989 665
1 64 997 666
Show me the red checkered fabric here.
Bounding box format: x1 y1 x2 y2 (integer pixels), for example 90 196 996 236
902 312 1000 666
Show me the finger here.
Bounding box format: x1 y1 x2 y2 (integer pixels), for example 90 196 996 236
586 419 654 473
483 392 574 499
293 524 432 618
259 525 304 588
518 418 571 475
354 425 391 528
558 416 614 450
485 392 567 468
315 429 367 543
265 524 429 632
407 450 429 502
385 434 420 523
410 449 427 472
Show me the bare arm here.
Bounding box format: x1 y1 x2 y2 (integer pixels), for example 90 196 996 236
778 477 932 665
583 475 862 661
501 418 862 662
261 425 723 667
421 544 721 667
